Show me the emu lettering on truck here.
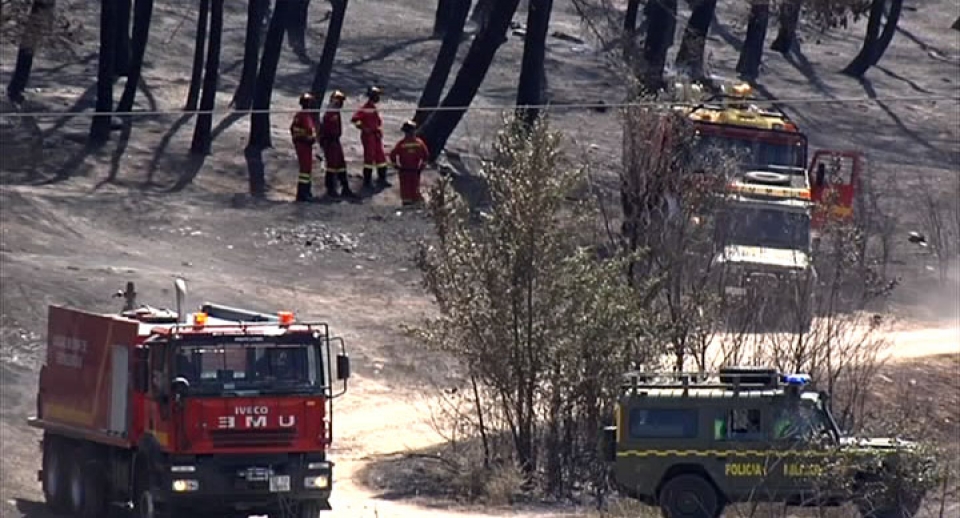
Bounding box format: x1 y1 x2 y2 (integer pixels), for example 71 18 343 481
216 406 297 429
28 279 352 518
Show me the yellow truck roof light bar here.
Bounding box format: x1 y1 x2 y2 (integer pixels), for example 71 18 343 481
728 181 811 200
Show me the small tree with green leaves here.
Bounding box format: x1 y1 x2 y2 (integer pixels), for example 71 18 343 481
411 115 649 497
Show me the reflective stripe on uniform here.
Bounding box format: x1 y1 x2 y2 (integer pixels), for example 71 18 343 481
325 167 347 173
364 162 389 169
298 173 312 184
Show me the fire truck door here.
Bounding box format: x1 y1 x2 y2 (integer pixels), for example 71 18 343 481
808 150 862 225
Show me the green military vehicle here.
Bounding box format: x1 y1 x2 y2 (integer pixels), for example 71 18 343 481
599 366 927 518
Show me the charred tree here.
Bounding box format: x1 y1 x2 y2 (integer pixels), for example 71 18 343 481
770 0 801 54
420 0 522 160
286 0 309 58
624 0 640 31
191 0 223 155
641 0 677 92
623 0 641 62
247 0 290 152
232 0 270 110
736 0 770 81
6 0 56 103
841 0 893 77
185 0 210 111
675 0 716 79
90 0 117 144
114 0 132 76
516 0 553 125
469 0 495 31
309 0 348 104
116 0 154 113
414 0 470 127
433 0 454 38
870 0 903 66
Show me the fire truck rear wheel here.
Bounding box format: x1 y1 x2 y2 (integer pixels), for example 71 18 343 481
67 451 107 518
41 437 70 513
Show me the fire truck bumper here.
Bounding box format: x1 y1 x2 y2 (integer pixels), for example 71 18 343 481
163 454 333 513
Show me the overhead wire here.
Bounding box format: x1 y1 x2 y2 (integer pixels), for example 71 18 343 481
0 94 957 119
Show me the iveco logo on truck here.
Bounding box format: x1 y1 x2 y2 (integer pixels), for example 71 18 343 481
217 406 297 429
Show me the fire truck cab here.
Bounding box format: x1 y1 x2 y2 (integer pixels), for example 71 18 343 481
29 279 351 518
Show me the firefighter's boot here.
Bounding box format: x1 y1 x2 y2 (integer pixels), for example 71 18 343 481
324 173 340 198
376 166 391 188
362 168 374 189
338 172 357 198
296 181 314 202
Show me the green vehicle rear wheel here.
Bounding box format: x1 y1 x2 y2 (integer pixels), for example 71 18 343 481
658 474 723 518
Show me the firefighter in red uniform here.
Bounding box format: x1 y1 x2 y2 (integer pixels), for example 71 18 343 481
351 86 390 189
290 92 318 202
318 90 355 198
389 120 430 206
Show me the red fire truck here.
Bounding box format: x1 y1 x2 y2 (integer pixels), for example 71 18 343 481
672 80 865 229
28 279 351 518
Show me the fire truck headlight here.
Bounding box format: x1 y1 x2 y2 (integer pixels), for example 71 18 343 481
303 475 329 489
172 479 200 492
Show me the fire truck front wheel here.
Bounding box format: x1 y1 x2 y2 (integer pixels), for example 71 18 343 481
296 500 325 518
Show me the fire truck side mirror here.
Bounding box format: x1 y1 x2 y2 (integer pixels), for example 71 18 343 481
336 354 351 381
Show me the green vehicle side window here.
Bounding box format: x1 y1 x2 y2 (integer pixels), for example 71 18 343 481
716 408 763 441
629 408 698 439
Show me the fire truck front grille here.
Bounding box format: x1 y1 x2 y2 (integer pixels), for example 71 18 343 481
209 428 298 448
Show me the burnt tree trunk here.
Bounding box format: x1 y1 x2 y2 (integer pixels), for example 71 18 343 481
90 0 117 144
623 0 641 63
516 0 552 125
191 0 223 155
433 0 454 38
470 0 495 31
309 0 347 104
116 0 154 113
736 0 770 81
641 0 677 92
675 0 716 79
232 0 269 110
419 0 522 160
415 0 470 127
185 0 210 111
286 0 309 56
6 0 56 103
114 0 132 76
247 0 290 151
770 0 801 54
870 0 903 66
841 0 886 77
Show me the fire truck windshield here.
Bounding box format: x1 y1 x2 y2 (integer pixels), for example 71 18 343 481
696 133 805 169
173 342 324 396
718 206 811 251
